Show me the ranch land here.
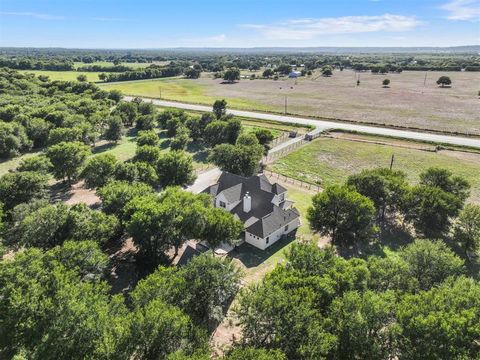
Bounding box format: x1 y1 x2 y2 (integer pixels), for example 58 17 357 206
99 69 480 135
269 132 480 204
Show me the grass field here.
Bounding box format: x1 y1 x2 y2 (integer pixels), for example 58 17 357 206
100 69 480 135
100 76 276 112
269 136 480 203
73 61 158 69
19 70 109 82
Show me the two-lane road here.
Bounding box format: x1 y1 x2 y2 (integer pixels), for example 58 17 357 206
125 96 480 149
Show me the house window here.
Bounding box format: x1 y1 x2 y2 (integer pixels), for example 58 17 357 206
219 201 226 208
284 225 289 232
266 237 270 244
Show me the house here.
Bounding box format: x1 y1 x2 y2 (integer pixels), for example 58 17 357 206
288 71 302 78
202 172 300 250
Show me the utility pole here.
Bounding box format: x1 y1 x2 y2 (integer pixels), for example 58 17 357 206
423 71 428 87
159 87 162 99
389 154 395 170
284 95 287 114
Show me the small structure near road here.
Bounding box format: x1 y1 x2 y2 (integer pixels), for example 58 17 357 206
202 172 300 250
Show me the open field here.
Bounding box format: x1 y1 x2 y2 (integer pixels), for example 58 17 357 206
269 135 480 203
101 76 275 112
19 70 110 82
100 70 480 135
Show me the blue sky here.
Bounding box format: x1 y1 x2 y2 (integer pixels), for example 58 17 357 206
0 0 479 48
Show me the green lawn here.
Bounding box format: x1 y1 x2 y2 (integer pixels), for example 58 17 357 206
73 61 154 70
269 137 480 203
19 70 109 82
99 77 275 112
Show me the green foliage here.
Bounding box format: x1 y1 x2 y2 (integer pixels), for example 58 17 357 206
97 180 153 221
7 202 120 249
420 167 470 202
213 99 227 119
454 204 480 257
134 144 161 164
307 185 377 245
0 171 49 211
382 78 390 87
225 348 286 360
81 153 118 189
133 252 242 327
396 276 479 359
223 68 240 83
136 130 159 147
104 116 124 143
170 125 190 150
253 128 274 145
436 75 452 87
156 150 196 187
46 141 91 185
209 135 264 177
0 122 32 158
16 155 52 174
113 101 138 126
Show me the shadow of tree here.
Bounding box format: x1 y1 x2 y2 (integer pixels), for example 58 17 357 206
229 232 296 268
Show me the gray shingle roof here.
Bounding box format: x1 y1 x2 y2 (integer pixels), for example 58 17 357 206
202 172 300 239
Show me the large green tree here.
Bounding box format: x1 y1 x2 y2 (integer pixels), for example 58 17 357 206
454 204 480 258
307 185 377 245
46 141 91 186
156 150 196 187
0 171 48 211
81 153 118 189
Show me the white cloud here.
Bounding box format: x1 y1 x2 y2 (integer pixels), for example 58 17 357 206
440 0 480 20
206 34 227 42
241 14 420 40
0 11 64 20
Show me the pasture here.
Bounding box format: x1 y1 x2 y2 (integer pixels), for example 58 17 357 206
269 134 480 203
100 69 480 135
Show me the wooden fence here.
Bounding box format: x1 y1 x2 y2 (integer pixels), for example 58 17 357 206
264 169 322 192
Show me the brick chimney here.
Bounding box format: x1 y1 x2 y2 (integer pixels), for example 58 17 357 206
243 192 251 213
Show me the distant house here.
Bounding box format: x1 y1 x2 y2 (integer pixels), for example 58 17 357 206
202 172 300 250
288 71 302 78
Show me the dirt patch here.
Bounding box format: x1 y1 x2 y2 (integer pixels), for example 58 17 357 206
64 181 100 206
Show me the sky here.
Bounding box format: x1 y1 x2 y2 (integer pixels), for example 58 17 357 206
0 0 479 48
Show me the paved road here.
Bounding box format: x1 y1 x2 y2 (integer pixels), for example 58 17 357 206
125 96 480 149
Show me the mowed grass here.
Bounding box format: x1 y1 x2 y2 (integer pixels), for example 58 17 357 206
73 61 157 69
19 70 109 82
269 137 480 203
99 77 276 112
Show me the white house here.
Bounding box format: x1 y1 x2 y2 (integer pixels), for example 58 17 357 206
202 172 300 250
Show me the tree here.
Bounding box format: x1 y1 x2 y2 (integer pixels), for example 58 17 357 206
16 155 52 174
132 252 242 327
8 202 120 249
322 65 333 77
114 102 138 126
382 79 390 87
347 168 407 221
254 128 274 146
402 185 463 238
185 116 203 141
223 68 240 83
454 204 480 258
185 68 201 79
170 126 190 150
0 122 32 158
202 207 244 249
48 127 83 146
436 75 452 87
209 141 264 177
395 277 480 359
104 116 124 143
76 74 88 82
136 130 159 147
225 348 286 360
0 171 48 211
46 141 91 186
419 167 470 202
213 99 227 119
276 64 292 75
399 239 464 291
262 68 275 78
329 290 396 360
156 150 196 187
81 154 118 189
307 185 377 245
134 145 161 165
97 180 153 222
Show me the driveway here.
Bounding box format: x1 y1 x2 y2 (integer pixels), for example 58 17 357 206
186 167 222 194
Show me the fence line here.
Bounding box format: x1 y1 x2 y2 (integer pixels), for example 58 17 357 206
264 169 322 193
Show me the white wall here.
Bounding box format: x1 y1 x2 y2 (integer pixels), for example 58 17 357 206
215 193 241 211
245 217 301 250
